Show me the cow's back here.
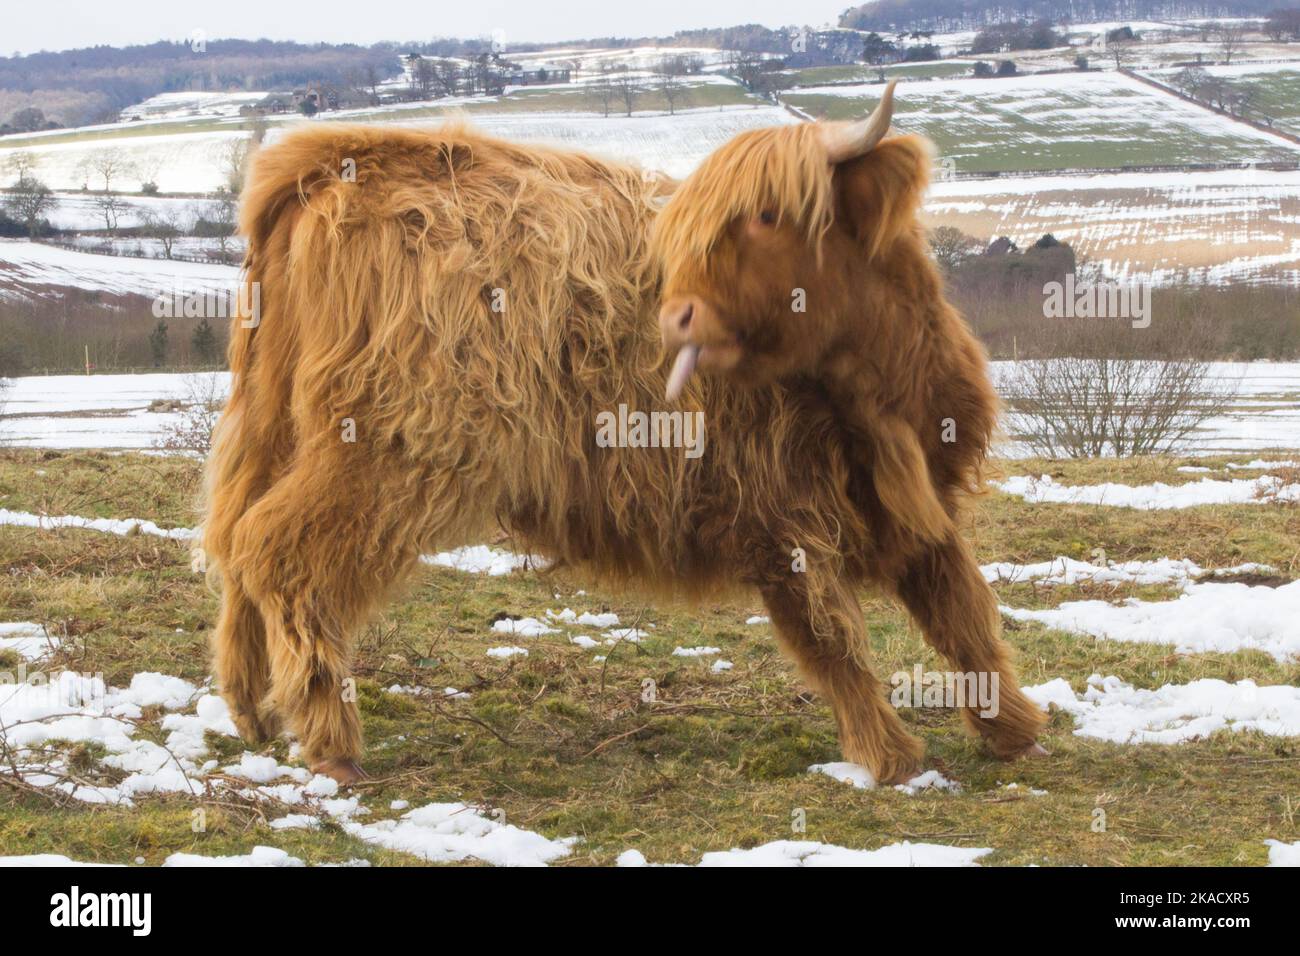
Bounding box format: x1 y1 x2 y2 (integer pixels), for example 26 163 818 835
224 122 696 562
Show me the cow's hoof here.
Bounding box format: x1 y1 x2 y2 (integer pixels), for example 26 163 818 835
310 758 369 786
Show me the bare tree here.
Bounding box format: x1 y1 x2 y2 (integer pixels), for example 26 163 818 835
78 149 136 193
611 66 636 116
69 149 138 238
1218 24 1245 65
1170 65 1210 100
93 192 129 236
656 56 691 115
728 51 791 98
729 51 769 90
426 59 462 97
207 188 239 263
222 135 253 194
413 58 436 99
590 64 616 117
4 173 55 237
140 205 188 259
1200 76 1231 111
862 32 896 82
1107 36 1136 70
1223 83 1255 118
363 64 383 104
928 226 981 272
3 150 39 185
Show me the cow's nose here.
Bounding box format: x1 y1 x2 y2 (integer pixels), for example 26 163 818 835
658 297 698 346
675 302 694 332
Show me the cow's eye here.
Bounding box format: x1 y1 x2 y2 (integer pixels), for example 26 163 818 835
757 210 776 226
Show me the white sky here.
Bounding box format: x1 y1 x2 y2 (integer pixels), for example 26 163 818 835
8 1 854 55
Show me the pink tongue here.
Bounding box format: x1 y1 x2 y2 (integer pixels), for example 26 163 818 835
665 344 700 401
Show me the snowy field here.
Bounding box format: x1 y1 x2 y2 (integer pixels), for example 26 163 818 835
786 70 1300 174
0 128 250 194
0 372 225 448
4 364 1296 454
380 105 793 180
0 239 238 300
42 193 227 232
0 102 789 194
925 168 1300 285
119 91 272 122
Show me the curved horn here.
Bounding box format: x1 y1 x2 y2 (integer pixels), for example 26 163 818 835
821 79 897 163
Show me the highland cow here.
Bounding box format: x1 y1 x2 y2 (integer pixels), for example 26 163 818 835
204 82 1047 785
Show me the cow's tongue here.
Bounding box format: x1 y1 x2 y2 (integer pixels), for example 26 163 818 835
665 344 700 401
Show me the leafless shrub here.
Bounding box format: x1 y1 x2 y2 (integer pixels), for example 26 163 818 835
928 225 982 273
995 312 1241 458
222 136 254 195
152 373 226 457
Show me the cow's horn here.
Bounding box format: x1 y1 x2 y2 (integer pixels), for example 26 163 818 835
821 79 897 163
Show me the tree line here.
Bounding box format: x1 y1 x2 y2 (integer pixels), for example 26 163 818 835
0 39 401 129
841 0 1288 32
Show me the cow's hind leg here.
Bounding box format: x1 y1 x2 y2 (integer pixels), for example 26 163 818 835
894 534 1046 759
212 574 279 744
762 577 924 786
231 446 430 784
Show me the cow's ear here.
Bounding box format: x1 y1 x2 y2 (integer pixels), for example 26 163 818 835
834 134 931 259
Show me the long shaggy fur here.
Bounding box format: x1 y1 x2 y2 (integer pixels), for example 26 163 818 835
204 120 1045 782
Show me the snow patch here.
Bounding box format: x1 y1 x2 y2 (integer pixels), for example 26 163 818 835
421 546 540 576
1265 839 1300 866
1004 580 1300 661
343 802 574 867
1025 675 1300 743
0 623 58 660
490 617 559 637
0 508 196 541
808 762 960 794
981 556 1273 589
697 840 991 867
163 846 305 867
995 474 1299 509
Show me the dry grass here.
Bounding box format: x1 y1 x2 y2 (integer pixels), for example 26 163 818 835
1 447 1298 865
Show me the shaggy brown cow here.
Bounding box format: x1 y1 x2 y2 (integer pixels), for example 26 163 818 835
204 82 1046 785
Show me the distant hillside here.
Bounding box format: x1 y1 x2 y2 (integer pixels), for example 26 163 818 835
0 39 401 129
840 0 1283 32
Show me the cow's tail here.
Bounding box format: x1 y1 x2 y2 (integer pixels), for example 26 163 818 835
201 134 318 578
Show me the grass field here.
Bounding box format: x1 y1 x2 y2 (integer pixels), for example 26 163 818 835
1150 66 1300 137
784 70 1300 173
1 448 1297 866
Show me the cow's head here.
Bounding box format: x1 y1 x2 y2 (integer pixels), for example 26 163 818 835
652 82 931 399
